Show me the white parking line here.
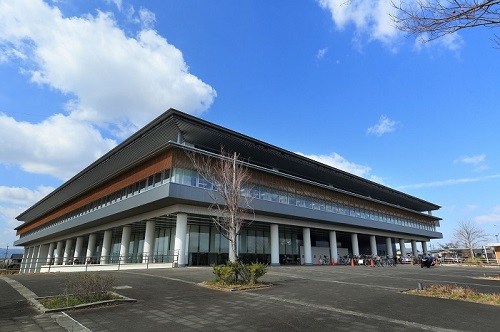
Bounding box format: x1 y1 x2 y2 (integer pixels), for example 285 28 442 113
242 291 464 332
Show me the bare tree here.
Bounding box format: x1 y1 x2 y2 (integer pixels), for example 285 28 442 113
391 0 500 43
453 220 489 258
186 147 254 263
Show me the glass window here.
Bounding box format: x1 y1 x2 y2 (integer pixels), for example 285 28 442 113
220 235 229 252
147 175 155 190
304 198 312 209
263 231 271 254
162 169 171 184
250 187 260 198
247 230 256 253
133 182 140 195
199 177 213 189
288 194 296 206
154 172 162 187
239 230 247 254
279 191 288 204
139 179 147 193
279 233 286 254
188 225 199 252
260 188 270 201
256 230 264 253
270 189 279 202
199 226 210 252
209 228 218 252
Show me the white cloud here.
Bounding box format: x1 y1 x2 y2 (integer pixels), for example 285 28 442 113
318 0 400 47
0 185 54 206
475 206 500 224
0 113 117 180
106 0 123 12
317 47 328 59
0 185 54 246
296 152 371 177
414 32 464 54
454 154 488 172
398 174 500 190
454 154 486 165
367 115 397 136
0 0 216 136
139 8 156 30
318 0 464 53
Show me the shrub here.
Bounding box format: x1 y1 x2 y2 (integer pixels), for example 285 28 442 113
247 262 268 285
65 272 115 302
212 263 236 285
465 257 483 266
212 261 268 285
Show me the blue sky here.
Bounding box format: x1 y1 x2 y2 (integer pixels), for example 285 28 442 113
1 0 500 250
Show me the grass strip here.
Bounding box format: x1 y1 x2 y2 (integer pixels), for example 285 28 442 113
38 292 121 309
405 284 500 306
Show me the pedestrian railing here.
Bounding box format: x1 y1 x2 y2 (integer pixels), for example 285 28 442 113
19 251 179 273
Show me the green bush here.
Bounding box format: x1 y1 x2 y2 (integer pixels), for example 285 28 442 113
212 263 236 285
212 261 268 285
247 262 268 285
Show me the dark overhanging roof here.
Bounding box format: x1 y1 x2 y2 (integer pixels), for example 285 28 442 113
17 108 440 225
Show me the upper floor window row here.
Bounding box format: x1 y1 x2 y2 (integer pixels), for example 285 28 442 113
171 168 437 232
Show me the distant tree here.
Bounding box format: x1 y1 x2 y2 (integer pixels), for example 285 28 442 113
186 147 254 263
391 0 500 44
453 221 489 258
437 241 460 258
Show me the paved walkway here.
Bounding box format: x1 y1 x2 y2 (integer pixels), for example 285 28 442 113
1 264 500 331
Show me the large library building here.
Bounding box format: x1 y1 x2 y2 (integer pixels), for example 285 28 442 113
15 109 442 273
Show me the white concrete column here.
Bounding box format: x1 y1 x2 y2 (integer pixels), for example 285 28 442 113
36 244 49 272
28 246 38 273
303 227 312 265
174 213 188 266
143 220 156 263
399 239 407 258
20 247 30 273
86 233 97 263
351 233 359 257
73 237 84 264
23 247 33 273
120 226 132 264
386 237 394 257
63 238 73 265
270 224 280 265
101 230 113 264
329 231 338 264
411 240 418 256
55 241 64 265
46 242 55 265
370 235 377 257
422 241 428 255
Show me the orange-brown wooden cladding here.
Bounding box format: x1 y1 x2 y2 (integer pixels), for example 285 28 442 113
17 152 173 235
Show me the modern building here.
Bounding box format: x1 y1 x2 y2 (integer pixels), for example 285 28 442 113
14 109 442 273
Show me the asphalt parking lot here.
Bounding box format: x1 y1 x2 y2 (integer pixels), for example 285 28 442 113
1 264 500 331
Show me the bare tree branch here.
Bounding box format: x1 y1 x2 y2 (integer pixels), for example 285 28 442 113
453 220 489 258
186 147 254 262
391 0 500 43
